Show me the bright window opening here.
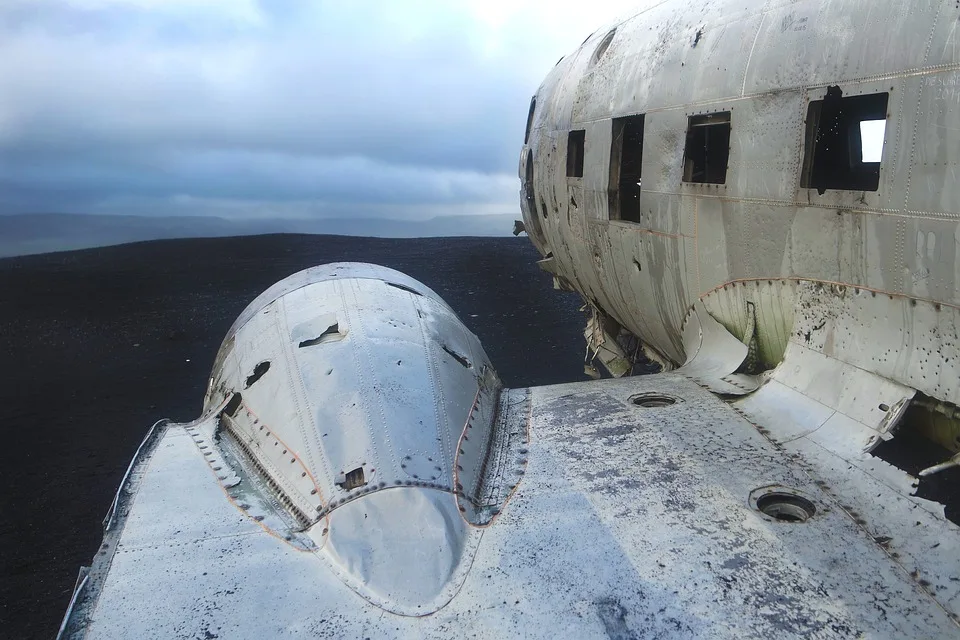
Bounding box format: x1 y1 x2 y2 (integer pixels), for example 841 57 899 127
860 119 886 163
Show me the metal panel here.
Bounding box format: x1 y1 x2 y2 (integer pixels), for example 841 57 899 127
695 197 730 295
632 191 683 235
678 301 758 394
926 2 960 68
900 217 960 303
862 212 907 294
582 119 612 218
792 280 960 405
731 90 804 201
779 207 869 285
742 1 940 94
638 109 687 195
720 201 793 281
603 221 670 353
602 5 759 114
906 69 960 218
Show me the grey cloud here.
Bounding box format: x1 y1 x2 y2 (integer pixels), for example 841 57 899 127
0 1 620 219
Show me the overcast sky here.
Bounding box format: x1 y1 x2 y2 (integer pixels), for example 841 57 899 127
0 0 640 220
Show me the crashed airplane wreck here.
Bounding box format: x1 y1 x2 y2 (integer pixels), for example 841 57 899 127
62 0 960 637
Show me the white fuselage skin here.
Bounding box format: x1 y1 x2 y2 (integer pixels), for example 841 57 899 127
521 0 960 408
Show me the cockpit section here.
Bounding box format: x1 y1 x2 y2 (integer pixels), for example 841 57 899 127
195 264 530 614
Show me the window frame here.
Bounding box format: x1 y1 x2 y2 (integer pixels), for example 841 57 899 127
799 87 889 194
567 129 586 178
682 111 731 185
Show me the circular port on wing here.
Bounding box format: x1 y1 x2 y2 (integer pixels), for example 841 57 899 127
751 487 816 523
629 393 679 408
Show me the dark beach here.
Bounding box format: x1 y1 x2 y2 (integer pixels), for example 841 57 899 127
0 234 586 639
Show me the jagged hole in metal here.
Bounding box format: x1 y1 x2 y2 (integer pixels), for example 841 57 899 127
244 361 270 388
298 323 340 348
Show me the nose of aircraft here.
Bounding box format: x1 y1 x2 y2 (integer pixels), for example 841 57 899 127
201 263 503 614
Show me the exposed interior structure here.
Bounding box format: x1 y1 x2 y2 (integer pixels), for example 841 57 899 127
609 114 645 223
566 129 585 178
682 112 730 184
801 88 889 194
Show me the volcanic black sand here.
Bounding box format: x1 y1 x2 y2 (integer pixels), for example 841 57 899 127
0 234 587 639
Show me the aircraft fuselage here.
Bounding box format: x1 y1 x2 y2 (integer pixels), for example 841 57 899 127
521 0 960 411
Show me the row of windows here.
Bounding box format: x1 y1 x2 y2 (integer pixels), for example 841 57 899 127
551 89 889 222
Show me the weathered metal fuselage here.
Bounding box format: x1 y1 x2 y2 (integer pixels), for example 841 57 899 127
521 0 960 409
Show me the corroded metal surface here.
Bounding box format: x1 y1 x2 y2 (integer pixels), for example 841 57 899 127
520 0 960 407
62 375 959 638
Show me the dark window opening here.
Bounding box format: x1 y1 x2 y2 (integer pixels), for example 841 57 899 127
337 467 366 491
801 87 888 194
567 129 585 178
524 97 536 144
609 114 645 223
682 112 731 184
223 392 243 417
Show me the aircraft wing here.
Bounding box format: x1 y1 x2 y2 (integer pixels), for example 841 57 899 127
58 265 959 638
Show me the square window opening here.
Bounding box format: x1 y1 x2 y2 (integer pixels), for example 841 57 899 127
859 119 886 163
683 112 730 184
567 129 585 178
609 114 645 223
800 88 888 194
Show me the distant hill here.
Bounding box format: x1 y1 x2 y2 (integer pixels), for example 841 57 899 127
0 212 520 257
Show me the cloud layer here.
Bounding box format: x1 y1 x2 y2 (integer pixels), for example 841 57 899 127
0 0 637 220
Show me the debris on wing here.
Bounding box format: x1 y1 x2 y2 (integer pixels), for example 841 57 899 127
677 301 758 395
584 306 632 378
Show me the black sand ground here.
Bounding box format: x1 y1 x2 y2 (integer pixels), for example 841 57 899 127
0 234 586 639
